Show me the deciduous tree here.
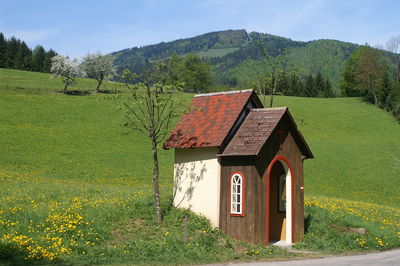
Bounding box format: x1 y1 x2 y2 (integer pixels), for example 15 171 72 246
122 66 178 223
386 35 400 83
50 55 80 94
355 46 385 106
168 53 213 93
257 41 287 107
81 52 116 93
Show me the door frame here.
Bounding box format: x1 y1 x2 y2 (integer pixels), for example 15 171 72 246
265 155 294 246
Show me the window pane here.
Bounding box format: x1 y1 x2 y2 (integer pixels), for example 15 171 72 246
232 203 237 212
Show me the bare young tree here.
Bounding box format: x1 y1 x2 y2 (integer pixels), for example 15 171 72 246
50 55 80 94
81 52 116 93
386 35 400 83
257 41 287 107
122 66 177 223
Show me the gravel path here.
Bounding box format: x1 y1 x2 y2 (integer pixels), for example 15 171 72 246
211 249 400 266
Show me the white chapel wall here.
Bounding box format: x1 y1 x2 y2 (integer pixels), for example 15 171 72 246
173 147 220 227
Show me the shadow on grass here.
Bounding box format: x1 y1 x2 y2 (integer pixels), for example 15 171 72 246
0 242 32 265
97 89 121 94
63 90 91 96
0 242 67 265
304 214 312 234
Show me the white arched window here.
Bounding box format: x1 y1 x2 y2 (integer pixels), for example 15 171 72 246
230 172 244 216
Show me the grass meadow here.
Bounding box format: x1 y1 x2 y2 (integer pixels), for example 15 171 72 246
0 68 399 264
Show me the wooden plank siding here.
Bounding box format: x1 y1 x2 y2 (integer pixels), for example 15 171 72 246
220 159 260 243
220 113 305 245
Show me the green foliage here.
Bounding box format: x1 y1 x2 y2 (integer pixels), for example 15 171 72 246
14 42 31 71
168 53 214 92
0 33 6 68
304 73 317 97
32 45 46 72
255 71 335 99
0 32 57 73
340 45 400 120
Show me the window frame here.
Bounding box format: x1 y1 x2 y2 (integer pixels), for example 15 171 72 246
230 171 245 216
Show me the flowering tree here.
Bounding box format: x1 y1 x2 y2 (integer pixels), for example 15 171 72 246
80 52 116 93
50 55 80 94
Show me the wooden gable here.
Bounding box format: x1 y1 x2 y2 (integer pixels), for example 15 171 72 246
221 108 313 158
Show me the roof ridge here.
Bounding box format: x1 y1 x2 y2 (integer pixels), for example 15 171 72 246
250 107 287 111
194 89 254 98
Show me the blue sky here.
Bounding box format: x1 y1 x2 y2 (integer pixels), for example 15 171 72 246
1 0 399 58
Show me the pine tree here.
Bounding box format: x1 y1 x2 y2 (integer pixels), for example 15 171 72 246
276 71 289 96
324 78 335 98
304 73 317 97
0 33 6 68
44 49 57 73
314 72 326 97
380 67 395 111
6 37 20 69
15 41 32 70
32 45 46 72
288 72 303 96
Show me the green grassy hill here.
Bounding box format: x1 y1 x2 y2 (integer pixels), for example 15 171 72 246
0 69 399 263
0 68 117 93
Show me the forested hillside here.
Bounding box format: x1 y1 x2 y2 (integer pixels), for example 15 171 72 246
0 33 57 73
112 30 359 92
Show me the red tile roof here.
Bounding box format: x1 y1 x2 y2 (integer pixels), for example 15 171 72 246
163 89 257 149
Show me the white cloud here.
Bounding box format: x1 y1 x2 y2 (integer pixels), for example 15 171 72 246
4 28 59 44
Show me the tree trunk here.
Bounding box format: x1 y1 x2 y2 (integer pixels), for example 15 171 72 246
369 75 379 107
95 80 102 93
269 75 277 108
372 87 379 107
63 84 68 94
151 135 162 223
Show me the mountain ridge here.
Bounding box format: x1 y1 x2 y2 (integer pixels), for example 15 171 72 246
112 29 360 91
